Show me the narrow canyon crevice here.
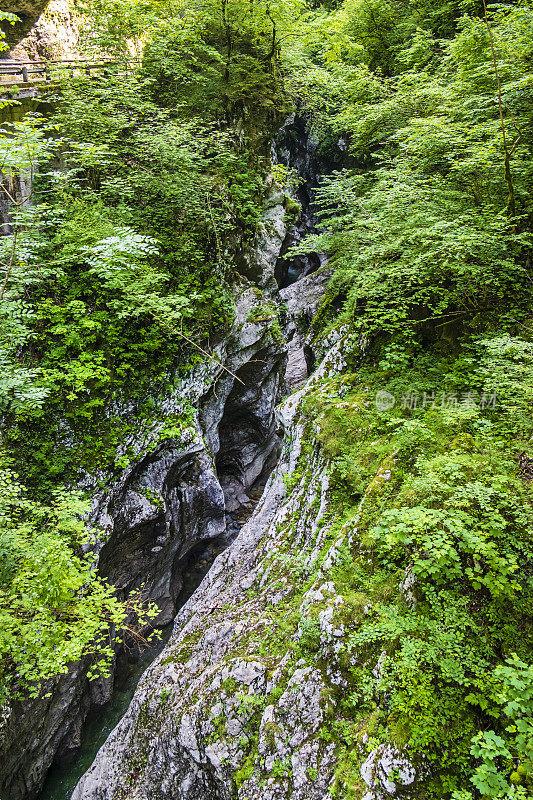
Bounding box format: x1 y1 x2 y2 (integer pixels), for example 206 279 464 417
0 116 333 800
33 340 287 800
37 477 267 800
1 305 287 800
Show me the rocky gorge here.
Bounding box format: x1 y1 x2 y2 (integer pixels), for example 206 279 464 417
1 0 532 796
38 189 408 800
71 322 420 800
0 121 344 800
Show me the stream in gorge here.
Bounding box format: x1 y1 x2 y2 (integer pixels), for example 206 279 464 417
37 488 266 800
37 628 173 800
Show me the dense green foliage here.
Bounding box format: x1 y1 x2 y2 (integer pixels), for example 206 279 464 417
0 0 291 703
0 93 267 483
301 340 533 798
287 0 533 797
0 462 157 703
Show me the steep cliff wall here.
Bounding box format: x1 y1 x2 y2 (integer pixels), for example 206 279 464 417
0 183 294 800
70 327 412 800
6 0 80 59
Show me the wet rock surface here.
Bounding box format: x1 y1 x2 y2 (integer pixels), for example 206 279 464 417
0 0 80 57
279 267 331 391
69 339 348 800
69 325 420 800
0 192 290 800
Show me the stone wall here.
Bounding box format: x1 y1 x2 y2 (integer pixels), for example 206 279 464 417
0 0 80 58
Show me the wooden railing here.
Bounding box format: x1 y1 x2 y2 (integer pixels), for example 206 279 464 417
0 58 130 85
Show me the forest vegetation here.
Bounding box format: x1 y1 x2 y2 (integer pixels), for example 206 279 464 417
0 0 532 797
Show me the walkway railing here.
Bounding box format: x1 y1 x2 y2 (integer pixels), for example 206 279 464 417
0 58 134 85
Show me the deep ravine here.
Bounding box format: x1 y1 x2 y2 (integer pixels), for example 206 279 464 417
1 116 339 800
0 195 286 800
37 485 266 800
35 120 332 792
1 2 531 797
62 123 342 800
68 303 346 800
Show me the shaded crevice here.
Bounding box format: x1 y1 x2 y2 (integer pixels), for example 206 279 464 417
272 114 349 289
212 345 283 513
174 478 267 610
37 476 272 800
34 342 285 800
215 404 279 513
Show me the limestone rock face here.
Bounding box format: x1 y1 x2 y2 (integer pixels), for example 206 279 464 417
70 341 349 800
0 0 81 57
279 267 331 391
6 0 81 59
0 189 290 800
92 284 287 627
361 745 416 800
236 182 289 291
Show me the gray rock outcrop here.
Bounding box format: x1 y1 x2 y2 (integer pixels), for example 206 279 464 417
6 0 80 59
279 267 331 391
70 339 349 800
0 186 291 800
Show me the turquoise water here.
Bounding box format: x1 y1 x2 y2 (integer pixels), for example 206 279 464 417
37 630 170 800
36 495 261 800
